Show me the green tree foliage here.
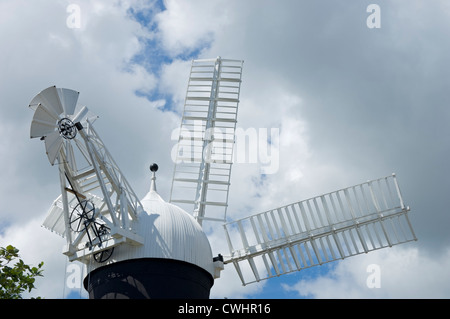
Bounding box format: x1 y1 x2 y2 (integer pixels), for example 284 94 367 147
0 245 44 299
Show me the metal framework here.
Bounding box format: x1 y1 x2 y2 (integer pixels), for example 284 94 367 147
31 86 143 263
169 57 244 225
223 174 417 285
60 121 143 262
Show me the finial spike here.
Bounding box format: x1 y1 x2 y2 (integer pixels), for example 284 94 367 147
149 163 158 192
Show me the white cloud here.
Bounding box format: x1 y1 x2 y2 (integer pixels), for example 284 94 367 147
283 245 450 298
154 0 232 56
157 58 192 112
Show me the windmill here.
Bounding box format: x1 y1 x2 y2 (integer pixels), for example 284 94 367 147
29 57 417 299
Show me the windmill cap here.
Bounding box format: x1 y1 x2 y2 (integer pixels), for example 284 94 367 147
135 174 215 278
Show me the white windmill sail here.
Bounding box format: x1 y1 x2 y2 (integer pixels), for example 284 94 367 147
169 57 244 225
30 86 144 263
223 174 417 285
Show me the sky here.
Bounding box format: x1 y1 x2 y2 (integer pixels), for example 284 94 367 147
0 0 449 299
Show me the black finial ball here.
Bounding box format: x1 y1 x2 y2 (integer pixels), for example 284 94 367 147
150 163 159 172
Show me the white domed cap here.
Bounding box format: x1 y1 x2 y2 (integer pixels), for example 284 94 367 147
136 165 215 277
